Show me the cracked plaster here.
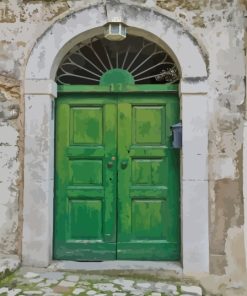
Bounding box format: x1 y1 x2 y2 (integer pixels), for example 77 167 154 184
0 1 245 293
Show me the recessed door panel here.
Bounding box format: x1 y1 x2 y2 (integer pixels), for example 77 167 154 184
132 106 165 145
69 159 103 185
70 107 103 145
68 199 103 240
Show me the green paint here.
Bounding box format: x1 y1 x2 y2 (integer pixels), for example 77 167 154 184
71 107 102 144
117 96 180 260
58 83 178 93
54 97 117 260
54 86 180 261
100 69 135 85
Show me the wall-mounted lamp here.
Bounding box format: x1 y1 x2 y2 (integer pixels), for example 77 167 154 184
104 17 127 41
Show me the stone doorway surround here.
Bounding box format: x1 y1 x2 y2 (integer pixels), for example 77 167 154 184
22 3 209 274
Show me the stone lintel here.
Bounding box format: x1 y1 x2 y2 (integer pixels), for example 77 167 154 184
24 80 57 98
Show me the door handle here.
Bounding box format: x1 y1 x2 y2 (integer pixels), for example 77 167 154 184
107 161 113 168
121 161 128 169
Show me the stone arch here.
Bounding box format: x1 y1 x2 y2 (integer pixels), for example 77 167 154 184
25 5 207 80
23 3 209 273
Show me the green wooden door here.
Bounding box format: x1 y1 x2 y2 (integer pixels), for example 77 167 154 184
117 94 180 260
54 95 118 260
54 85 180 261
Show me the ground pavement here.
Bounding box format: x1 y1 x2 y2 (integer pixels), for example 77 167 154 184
0 267 204 296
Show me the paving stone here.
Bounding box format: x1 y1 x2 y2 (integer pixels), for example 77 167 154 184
23 291 42 295
93 283 118 292
123 286 136 292
86 290 97 295
66 275 80 282
43 293 63 296
0 267 209 296
80 281 90 285
112 279 135 292
166 284 177 293
181 285 202 295
28 277 44 283
113 279 135 287
41 287 53 293
0 287 9 294
24 272 39 279
58 280 76 287
129 291 144 296
73 288 86 295
136 282 151 289
7 289 22 296
155 282 177 293
37 279 59 287
53 286 71 294
36 281 49 288
47 279 59 285
41 272 64 281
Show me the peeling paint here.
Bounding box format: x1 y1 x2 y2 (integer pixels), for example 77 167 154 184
0 1 245 293
0 4 17 23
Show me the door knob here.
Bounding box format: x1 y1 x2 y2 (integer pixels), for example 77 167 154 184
121 161 128 169
107 161 113 168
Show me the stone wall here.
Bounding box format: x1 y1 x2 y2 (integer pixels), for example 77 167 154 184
0 0 246 284
157 0 246 279
0 75 22 256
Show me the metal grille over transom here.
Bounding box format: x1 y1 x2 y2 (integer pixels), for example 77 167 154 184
56 36 179 85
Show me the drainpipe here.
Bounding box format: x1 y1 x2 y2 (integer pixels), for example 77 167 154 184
243 12 247 271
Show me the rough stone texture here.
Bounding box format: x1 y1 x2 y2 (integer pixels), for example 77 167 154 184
0 75 22 256
0 255 20 280
156 0 208 11
210 179 244 259
0 0 245 292
156 0 246 279
0 268 204 296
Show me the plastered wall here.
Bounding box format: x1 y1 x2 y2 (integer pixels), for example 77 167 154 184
0 0 246 286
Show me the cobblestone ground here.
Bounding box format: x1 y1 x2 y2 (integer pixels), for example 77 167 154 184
0 268 203 296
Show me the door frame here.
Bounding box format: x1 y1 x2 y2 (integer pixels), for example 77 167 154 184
23 77 209 273
22 3 209 273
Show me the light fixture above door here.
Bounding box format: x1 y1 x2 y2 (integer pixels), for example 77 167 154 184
104 17 127 41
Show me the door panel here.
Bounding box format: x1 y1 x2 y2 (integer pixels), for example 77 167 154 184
117 95 180 260
54 96 117 260
54 92 180 261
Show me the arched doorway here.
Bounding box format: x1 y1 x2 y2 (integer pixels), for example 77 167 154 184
54 36 180 260
23 3 209 273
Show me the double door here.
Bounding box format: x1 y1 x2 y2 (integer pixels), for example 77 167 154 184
54 91 180 261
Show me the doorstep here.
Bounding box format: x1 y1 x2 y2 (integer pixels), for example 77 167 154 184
48 261 182 274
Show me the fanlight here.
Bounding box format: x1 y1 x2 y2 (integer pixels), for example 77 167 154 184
56 35 179 85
